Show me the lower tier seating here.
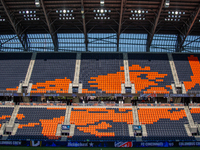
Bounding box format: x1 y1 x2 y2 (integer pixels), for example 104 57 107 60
0 107 14 128
69 107 134 141
8 107 66 140
138 108 194 141
190 108 200 124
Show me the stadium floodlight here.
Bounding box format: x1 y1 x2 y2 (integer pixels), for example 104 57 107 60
164 0 170 8
138 10 141 14
175 11 178 15
26 10 29 14
81 6 84 14
101 9 104 13
63 10 66 13
35 0 40 7
100 0 104 6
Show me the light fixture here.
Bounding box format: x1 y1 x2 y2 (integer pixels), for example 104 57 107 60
26 10 29 14
81 6 84 14
165 11 183 21
138 10 141 13
100 0 104 6
164 0 170 8
63 10 66 13
35 0 40 7
101 9 104 13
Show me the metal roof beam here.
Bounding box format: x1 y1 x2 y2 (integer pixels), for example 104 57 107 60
180 6 200 49
117 0 126 52
81 0 88 51
41 0 58 51
146 0 165 52
1 0 29 51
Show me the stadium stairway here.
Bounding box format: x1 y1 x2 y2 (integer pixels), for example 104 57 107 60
184 124 192 136
196 125 200 141
184 106 197 133
69 53 81 93
8 105 19 126
64 106 69 123
133 106 139 125
0 124 6 135
11 123 19 135
168 53 187 94
65 106 71 124
73 53 81 87
167 53 181 88
123 53 136 94
141 124 147 137
23 52 37 87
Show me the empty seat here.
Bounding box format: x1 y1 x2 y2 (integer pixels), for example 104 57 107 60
128 53 173 94
0 53 32 90
8 107 66 140
0 106 14 127
138 108 194 141
30 53 76 93
69 107 134 141
173 54 200 92
80 53 124 94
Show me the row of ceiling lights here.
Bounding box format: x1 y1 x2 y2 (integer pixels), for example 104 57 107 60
56 9 75 20
19 10 39 21
131 10 148 14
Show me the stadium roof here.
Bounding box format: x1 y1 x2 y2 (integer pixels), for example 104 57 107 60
0 0 200 52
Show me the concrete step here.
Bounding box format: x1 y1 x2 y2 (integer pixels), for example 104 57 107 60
17 83 23 93
66 106 71 124
69 124 75 136
0 123 6 135
184 106 195 127
61 137 67 141
23 53 37 87
27 83 33 93
128 124 133 137
1 135 8 140
121 84 125 94
131 84 136 94
184 124 192 136
195 136 200 141
8 105 19 126
182 83 187 94
136 136 142 142
64 106 69 123
168 53 181 88
56 124 62 136
132 106 139 125
73 53 81 85
11 123 19 135
171 83 177 94
141 124 147 137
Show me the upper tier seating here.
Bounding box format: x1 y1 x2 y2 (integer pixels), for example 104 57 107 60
80 53 124 94
128 53 173 94
30 53 76 93
138 108 194 141
0 53 32 91
0 107 14 128
190 108 200 124
8 107 66 140
172 54 200 92
69 107 134 141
